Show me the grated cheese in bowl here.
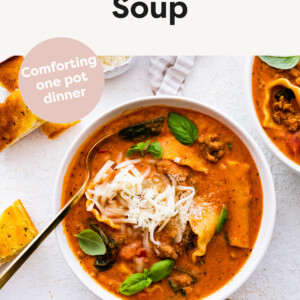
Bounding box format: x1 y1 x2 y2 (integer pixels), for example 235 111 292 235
98 56 130 71
85 158 195 245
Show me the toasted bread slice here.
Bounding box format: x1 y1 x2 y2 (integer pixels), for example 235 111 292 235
0 200 38 267
0 56 24 92
40 120 80 139
0 56 80 148
0 90 45 151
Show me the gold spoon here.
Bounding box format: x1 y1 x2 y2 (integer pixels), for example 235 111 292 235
0 133 116 289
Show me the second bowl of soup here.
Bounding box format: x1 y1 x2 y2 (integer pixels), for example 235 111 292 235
246 56 300 173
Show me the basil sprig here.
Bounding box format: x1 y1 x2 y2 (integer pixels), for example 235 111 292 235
259 56 300 70
74 229 106 256
126 140 163 158
168 112 198 145
146 141 163 158
216 205 228 234
148 259 174 281
119 259 174 296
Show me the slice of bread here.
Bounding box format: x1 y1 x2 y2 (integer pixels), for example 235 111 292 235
0 56 24 92
0 200 38 267
0 56 80 150
40 120 80 139
0 90 45 151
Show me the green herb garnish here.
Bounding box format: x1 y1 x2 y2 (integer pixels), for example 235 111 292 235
224 231 230 246
119 259 174 296
168 279 186 296
227 143 233 151
146 141 163 158
74 229 106 256
119 117 165 140
90 224 119 271
119 271 152 296
174 266 197 284
275 88 295 101
126 140 163 158
168 112 198 145
216 205 228 234
259 56 300 70
148 260 174 282
126 140 150 157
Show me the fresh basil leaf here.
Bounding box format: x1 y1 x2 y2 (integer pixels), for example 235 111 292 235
216 205 228 234
74 229 106 256
259 56 300 70
146 141 163 158
126 140 150 157
119 260 174 295
148 259 174 282
119 272 152 296
168 112 198 145
126 140 163 159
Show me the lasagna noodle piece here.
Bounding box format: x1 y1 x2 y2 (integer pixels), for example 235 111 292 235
40 121 80 139
0 200 38 266
188 206 219 262
0 56 24 92
86 182 121 230
0 90 45 151
159 135 209 173
263 78 300 129
226 160 251 248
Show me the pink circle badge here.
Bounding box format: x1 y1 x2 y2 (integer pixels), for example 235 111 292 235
18 38 104 123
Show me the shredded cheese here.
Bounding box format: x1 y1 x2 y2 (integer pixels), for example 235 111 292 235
98 56 130 71
86 159 195 245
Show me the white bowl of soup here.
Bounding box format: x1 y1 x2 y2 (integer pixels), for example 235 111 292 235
54 96 276 300
245 56 300 173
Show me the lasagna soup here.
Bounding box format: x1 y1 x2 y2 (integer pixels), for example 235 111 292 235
252 56 300 165
62 106 263 299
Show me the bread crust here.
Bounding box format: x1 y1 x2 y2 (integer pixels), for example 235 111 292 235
0 90 45 151
0 200 38 266
0 56 24 92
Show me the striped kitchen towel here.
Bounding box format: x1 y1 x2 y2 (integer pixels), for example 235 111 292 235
148 56 195 95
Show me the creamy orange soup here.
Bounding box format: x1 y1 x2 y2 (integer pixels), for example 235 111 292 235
252 56 300 165
62 106 263 299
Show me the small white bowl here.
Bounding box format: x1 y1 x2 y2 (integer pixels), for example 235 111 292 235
245 56 300 173
54 96 276 300
104 56 137 79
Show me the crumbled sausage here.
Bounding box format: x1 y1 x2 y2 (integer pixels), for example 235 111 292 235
272 94 300 132
154 224 193 259
170 274 194 287
155 244 178 260
119 241 142 261
155 160 189 182
198 134 225 162
75 224 85 233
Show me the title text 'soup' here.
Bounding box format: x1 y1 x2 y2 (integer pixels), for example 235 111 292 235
113 0 188 25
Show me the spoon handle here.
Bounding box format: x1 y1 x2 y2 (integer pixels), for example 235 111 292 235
0 180 87 289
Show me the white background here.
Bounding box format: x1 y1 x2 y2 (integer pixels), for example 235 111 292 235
0 56 299 299
0 0 300 56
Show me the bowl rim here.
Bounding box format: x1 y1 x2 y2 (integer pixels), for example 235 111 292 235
53 95 276 300
244 56 300 174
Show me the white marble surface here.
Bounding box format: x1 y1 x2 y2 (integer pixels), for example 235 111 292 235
0 56 299 300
